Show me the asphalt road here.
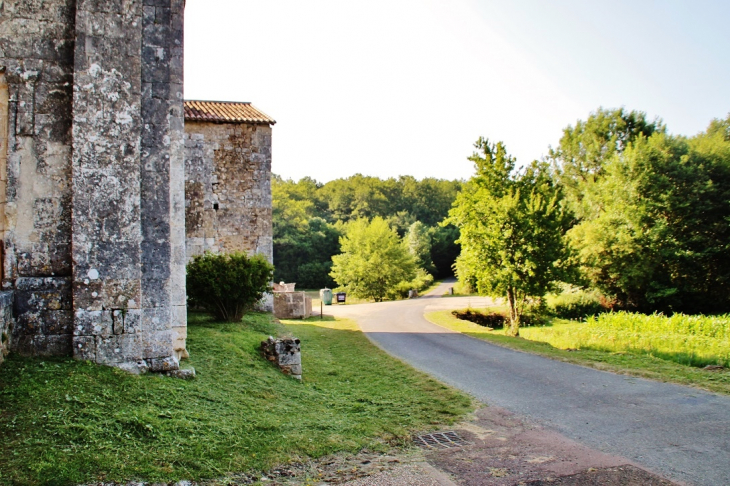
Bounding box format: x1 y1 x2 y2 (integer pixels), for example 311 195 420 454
326 282 730 486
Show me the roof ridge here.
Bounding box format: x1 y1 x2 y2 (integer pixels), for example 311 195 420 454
183 100 276 125
184 99 252 105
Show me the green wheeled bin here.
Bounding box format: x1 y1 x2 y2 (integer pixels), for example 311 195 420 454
320 288 333 305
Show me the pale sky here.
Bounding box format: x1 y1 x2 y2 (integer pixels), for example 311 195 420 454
184 0 730 182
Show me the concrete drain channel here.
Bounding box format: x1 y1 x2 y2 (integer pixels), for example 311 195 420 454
413 431 469 449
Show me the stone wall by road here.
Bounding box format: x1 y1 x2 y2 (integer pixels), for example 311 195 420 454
0 0 76 355
184 121 273 264
273 292 312 320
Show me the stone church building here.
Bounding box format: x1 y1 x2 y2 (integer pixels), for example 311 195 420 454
0 1 274 371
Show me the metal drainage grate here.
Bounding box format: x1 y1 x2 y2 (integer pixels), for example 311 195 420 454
413 431 468 449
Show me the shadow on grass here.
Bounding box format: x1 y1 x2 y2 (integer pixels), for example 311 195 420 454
0 311 471 486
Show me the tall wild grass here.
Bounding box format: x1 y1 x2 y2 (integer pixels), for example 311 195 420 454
521 312 730 368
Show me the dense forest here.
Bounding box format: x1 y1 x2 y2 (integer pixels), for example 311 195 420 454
548 109 730 314
272 175 462 288
273 109 730 316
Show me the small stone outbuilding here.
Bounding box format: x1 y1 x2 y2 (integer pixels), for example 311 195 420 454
272 283 312 319
183 101 275 265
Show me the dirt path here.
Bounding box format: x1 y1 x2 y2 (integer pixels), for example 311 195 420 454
323 291 729 485
260 405 676 485
420 406 675 485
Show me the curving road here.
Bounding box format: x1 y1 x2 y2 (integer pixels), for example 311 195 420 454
325 282 730 486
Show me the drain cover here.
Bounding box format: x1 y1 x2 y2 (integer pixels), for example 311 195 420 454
413 431 468 449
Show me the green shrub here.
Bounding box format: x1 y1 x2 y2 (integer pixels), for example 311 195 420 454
186 251 274 322
548 290 607 320
389 268 435 299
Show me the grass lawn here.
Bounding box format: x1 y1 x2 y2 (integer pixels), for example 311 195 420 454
0 312 472 485
425 309 730 396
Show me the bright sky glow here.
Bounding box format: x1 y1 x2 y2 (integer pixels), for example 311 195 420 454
185 0 730 182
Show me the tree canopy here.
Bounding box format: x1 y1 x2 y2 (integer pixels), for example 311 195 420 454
565 116 730 313
273 108 730 315
549 107 665 219
273 174 462 287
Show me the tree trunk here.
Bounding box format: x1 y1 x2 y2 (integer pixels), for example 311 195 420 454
506 287 520 337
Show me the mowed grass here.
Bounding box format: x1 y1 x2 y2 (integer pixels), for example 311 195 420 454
425 309 730 395
0 312 472 485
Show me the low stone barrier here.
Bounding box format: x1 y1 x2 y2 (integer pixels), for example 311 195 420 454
260 336 302 380
273 291 312 319
0 291 13 366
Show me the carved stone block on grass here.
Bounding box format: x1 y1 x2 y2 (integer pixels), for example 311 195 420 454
260 336 302 380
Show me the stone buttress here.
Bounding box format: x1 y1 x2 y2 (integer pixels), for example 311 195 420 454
70 0 187 371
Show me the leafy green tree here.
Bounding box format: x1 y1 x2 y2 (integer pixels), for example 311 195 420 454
448 138 572 335
187 252 274 322
273 174 464 288
430 224 460 278
274 217 341 288
319 175 397 222
385 210 417 237
330 217 416 302
400 176 463 226
549 107 664 218
568 118 730 313
405 221 436 275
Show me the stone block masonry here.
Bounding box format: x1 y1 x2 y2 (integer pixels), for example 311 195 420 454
1 4 275 371
184 121 273 264
1 0 188 370
184 112 274 312
1 0 77 356
273 291 312 320
260 336 302 380
70 0 187 369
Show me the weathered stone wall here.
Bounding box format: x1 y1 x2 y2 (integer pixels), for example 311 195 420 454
141 0 188 363
0 0 77 355
0 0 188 370
70 0 187 369
184 122 273 264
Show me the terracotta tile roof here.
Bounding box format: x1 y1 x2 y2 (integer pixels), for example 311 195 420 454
184 100 276 125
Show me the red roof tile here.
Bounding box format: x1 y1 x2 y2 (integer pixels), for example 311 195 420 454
184 100 276 125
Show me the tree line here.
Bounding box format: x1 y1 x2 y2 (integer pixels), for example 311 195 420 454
272 174 462 289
